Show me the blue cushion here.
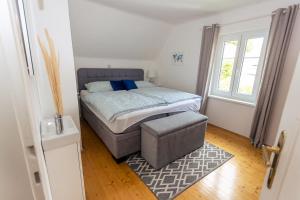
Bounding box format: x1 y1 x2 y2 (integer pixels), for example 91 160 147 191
110 80 126 91
123 80 137 90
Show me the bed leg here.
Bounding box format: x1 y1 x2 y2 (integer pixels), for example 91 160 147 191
114 156 129 164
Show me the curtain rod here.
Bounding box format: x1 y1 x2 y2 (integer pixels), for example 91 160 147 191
208 8 287 28
219 13 271 27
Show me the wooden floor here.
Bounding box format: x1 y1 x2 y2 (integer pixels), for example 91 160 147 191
81 120 266 200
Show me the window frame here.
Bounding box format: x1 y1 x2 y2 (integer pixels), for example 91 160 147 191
210 30 268 104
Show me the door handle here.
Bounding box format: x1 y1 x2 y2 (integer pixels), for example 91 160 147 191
262 131 286 189
262 145 280 167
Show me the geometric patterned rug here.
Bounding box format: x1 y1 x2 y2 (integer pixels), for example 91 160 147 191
126 142 233 200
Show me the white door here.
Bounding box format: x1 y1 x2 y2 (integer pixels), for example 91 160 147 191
260 53 300 200
0 9 35 199
0 0 51 199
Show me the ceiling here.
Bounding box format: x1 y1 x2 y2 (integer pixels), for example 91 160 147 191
90 0 270 23
69 0 173 60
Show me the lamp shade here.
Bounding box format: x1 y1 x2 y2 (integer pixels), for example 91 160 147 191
148 70 157 78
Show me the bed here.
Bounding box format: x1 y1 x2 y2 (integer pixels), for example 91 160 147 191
77 68 201 159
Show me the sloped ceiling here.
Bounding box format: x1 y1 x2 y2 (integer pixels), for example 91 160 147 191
69 0 172 60
90 0 271 23
69 0 271 60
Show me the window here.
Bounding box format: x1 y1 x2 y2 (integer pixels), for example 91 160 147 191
210 31 267 104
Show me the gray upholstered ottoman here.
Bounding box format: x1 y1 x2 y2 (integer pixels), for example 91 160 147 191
141 111 208 169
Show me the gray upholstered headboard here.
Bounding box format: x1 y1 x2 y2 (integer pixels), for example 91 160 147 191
77 68 144 91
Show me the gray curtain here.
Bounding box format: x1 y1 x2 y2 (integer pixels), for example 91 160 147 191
250 5 299 147
196 24 220 114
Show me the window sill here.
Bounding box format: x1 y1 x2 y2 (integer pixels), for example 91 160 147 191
208 95 256 107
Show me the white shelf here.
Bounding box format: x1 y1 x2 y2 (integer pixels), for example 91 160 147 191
41 116 85 200
41 116 80 151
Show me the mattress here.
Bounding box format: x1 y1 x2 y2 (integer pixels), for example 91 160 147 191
80 90 201 133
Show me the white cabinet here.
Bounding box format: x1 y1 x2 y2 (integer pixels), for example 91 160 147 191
41 116 85 200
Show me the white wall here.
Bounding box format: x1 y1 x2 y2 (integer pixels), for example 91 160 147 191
74 56 157 80
206 99 256 137
155 0 300 138
26 0 80 129
69 0 172 70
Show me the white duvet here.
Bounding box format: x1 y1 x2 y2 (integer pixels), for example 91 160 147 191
80 88 201 133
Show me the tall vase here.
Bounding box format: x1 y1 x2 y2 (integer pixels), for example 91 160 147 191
55 114 63 134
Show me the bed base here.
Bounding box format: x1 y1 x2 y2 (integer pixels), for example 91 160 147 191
81 102 172 159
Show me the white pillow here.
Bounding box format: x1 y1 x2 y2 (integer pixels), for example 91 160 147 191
85 81 113 93
135 81 155 88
